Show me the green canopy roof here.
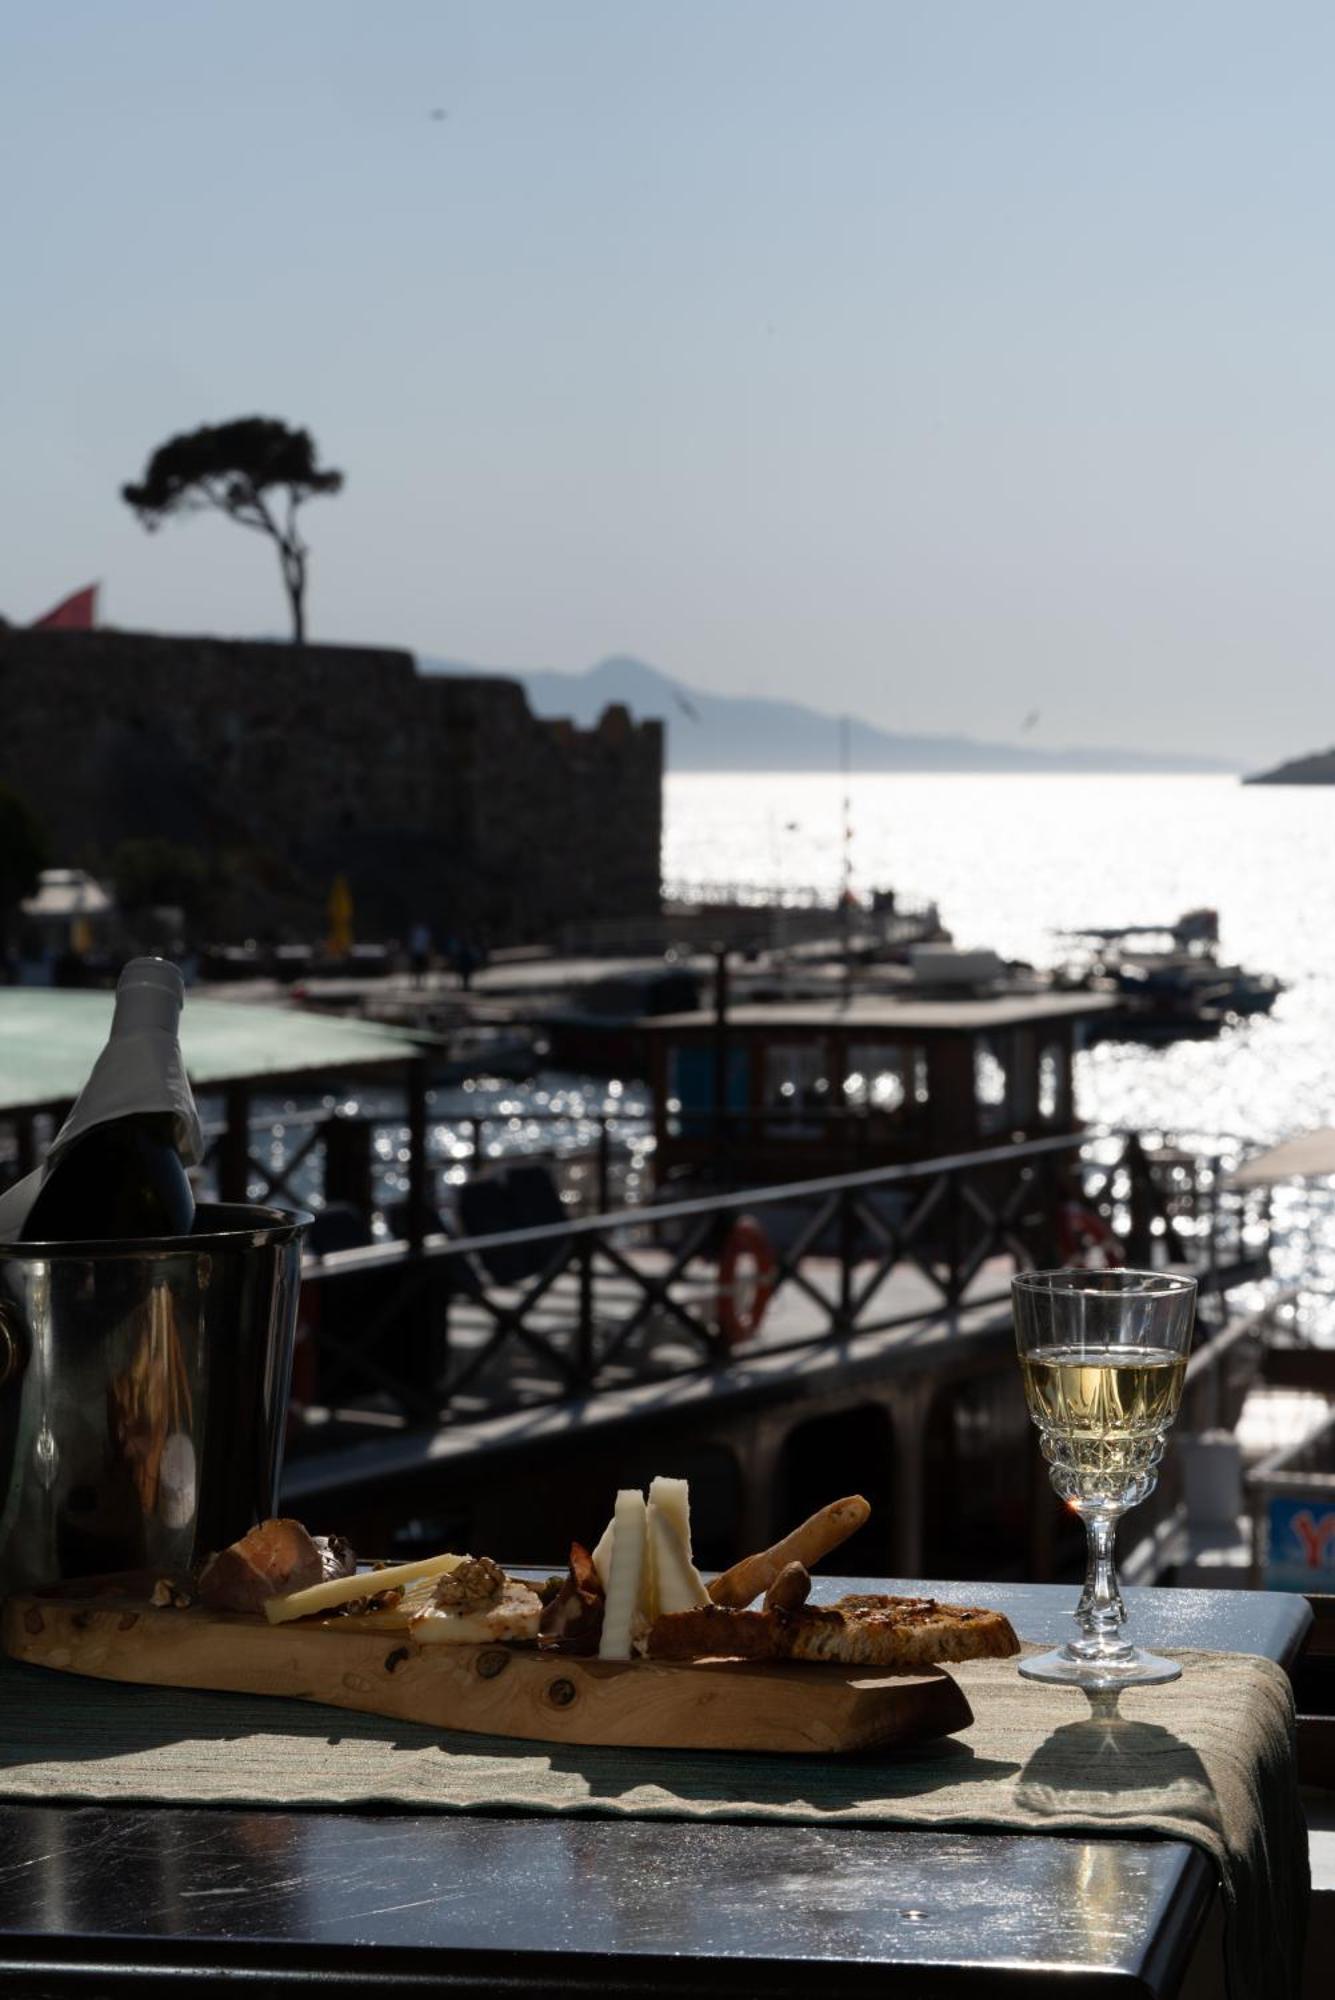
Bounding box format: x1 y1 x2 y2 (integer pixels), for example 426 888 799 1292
0 991 424 1111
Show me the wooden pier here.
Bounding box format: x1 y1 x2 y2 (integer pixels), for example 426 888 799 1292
282 1130 1270 1582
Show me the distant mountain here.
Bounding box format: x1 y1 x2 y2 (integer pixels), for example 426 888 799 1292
1245 747 1335 785
419 652 1237 775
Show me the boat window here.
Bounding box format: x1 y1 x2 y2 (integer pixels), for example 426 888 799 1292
765 1042 828 1106
763 1042 829 1135
913 1047 930 1105
666 1043 749 1138
1038 1042 1065 1122
844 1044 907 1115
974 1036 1010 1133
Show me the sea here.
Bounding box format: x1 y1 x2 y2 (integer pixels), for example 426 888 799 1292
667 771 1334 1147
236 771 1335 1317
668 770 1335 1324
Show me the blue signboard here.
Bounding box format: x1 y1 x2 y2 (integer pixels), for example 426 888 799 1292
1265 1495 1335 1593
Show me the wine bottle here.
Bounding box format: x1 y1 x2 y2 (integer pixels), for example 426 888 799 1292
20 958 200 1241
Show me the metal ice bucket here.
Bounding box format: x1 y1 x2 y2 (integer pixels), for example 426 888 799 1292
0 1203 311 1597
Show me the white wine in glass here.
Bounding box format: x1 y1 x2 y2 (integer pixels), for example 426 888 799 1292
1013 1269 1196 1689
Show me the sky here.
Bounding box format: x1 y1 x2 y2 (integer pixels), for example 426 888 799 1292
3 2 1335 764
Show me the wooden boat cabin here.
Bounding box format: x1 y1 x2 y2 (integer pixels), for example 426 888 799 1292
640 991 1119 1185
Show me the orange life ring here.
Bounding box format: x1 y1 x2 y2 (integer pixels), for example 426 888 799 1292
1056 1200 1125 1270
716 1215 777 1347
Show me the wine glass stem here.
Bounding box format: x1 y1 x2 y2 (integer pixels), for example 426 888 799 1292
1079 1510 1125 1651
1078 1532 1127 1626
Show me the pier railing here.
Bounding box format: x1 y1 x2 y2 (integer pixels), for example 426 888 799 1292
286 1127 1270 1449
557 883 943 956
191 1097 651 1230
0 1066 652 1241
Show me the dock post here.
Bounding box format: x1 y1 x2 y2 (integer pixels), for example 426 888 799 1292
712 945 730 1177
575 1236 595 1385
837 1184 855 1331
887 1382 931 1575
219 1083 250 1203
596 1118 612 1213
1124 1134 1155 1265
735 1413 786 1554
324 1114 374 1218
406 1057 430 1250
403 1057 437 1394
944 1170 964 1310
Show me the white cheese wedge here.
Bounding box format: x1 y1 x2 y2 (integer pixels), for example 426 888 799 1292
648 1476 697 1559
590 1513 615 1591
597 1488 648 1660
263 1551 467 1625
646 1476 708 1615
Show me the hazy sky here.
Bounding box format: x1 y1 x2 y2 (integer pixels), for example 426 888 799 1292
4 2 1335 763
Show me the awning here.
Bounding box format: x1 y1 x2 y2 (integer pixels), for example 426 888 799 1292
1229 1128 1335 1188
0 990 427 1113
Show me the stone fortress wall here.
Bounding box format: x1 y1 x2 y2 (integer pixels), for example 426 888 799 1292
0 627 662 942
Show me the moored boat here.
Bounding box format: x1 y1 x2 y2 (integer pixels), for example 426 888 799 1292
1054 909 1282 1041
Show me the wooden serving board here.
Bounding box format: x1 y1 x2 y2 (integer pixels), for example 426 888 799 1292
3 1589 973 1756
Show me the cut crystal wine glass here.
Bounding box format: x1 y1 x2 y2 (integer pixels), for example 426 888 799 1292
1013 1268 1196 1689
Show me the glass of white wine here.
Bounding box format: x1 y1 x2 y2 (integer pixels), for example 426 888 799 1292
1013 1268 1196 1689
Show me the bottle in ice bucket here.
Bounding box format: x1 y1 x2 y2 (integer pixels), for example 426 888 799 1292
20 958 201 1241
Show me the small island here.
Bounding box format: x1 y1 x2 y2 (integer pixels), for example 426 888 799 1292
1245 747 1335 784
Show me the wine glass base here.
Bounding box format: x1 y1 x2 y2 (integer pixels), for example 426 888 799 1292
1019 1645 1181 1691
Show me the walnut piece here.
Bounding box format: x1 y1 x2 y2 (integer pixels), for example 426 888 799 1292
430 1556 505 1612
151 1577 193 1609
763 1561 812 1616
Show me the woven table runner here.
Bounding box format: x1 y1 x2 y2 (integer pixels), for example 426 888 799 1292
0 1647 1307 1999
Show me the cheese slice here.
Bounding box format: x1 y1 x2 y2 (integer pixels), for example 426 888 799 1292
590 1513 615 1591
597 1489 648 1660
647 1476 708 1616
263 1551 467 1625
409 1581 543 1646
330 1575 439 1630
648 1476 697 1560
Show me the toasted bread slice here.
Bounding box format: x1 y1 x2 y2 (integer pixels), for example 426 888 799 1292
789 1596 1019 1669
647 1594 1019 1669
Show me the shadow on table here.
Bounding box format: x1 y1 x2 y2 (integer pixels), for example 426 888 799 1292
0 1655 426 1766
535 1731 1024 1814
0 1655 1022 1816
1016 1691 1215 1829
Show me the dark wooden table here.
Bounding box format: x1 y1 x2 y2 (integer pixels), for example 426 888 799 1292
0 1579 1312 1997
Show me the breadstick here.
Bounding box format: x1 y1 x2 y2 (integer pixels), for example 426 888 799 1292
707 1495 871 1607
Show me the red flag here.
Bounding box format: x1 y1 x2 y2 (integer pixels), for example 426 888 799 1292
32 584 98 630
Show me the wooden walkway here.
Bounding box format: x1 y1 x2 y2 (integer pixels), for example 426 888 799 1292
302 1244 1018 1426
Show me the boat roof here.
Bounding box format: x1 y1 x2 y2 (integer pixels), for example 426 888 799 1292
636 992 1120 1036
0 990 425 1112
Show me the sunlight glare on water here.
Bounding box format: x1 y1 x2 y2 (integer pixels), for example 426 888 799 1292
665 772 1335 1147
